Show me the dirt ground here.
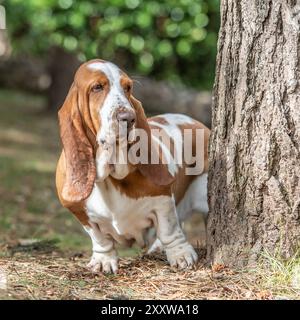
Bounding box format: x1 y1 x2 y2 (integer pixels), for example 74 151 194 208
0 89 299 300
0 245 263 300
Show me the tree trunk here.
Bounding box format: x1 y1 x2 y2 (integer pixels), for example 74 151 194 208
207 0 300 267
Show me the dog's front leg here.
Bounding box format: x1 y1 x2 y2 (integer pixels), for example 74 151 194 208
84 222 118 274
155 197 198 269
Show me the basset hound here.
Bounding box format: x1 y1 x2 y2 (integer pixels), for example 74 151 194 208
56 59 210 273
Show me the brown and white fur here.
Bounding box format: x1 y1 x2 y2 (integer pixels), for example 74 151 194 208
56 59 210 273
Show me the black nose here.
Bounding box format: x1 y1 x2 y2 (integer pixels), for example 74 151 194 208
116 111 136 128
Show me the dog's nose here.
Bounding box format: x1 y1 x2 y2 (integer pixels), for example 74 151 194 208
116 110 136 128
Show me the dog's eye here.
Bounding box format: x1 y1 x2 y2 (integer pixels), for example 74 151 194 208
92 84 104 93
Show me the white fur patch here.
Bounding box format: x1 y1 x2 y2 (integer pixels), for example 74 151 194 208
159 113 195 125
88 61 135 180
88 61 133 144
86 180 173 247
177 173 208 221
149 113 196 176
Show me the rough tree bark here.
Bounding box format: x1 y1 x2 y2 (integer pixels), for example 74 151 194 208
207 0 300 267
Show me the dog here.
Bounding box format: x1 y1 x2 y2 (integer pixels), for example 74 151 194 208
56 59 210 273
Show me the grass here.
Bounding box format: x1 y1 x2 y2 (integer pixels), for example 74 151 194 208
254 250 300 299
0 89 300 300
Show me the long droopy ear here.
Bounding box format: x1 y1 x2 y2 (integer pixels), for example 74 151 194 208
58 84 96 202
130 96 175 186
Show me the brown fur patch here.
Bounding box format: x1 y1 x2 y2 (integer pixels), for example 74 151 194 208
109 170 171 199
56 151 90 225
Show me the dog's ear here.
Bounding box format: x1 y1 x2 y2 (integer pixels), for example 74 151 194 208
129 95 175 186
58 84 96 202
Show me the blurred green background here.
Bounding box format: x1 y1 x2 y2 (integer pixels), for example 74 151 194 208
4 0 220 89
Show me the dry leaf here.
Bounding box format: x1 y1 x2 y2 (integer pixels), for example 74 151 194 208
212 264 226 272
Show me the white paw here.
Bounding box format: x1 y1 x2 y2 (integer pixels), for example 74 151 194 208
87 251 118 274
165 243 198 269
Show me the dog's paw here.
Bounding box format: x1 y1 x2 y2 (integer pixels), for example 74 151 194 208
165 243 198 269
87 251 118 274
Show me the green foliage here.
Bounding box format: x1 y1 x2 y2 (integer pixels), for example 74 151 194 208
5 0 220 89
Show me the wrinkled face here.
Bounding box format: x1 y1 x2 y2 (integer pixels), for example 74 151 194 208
75 60 136 145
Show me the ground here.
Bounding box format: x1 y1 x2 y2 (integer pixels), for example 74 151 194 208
0 89 300 300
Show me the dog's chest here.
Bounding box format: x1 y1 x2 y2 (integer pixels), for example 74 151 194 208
85 179 169 245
